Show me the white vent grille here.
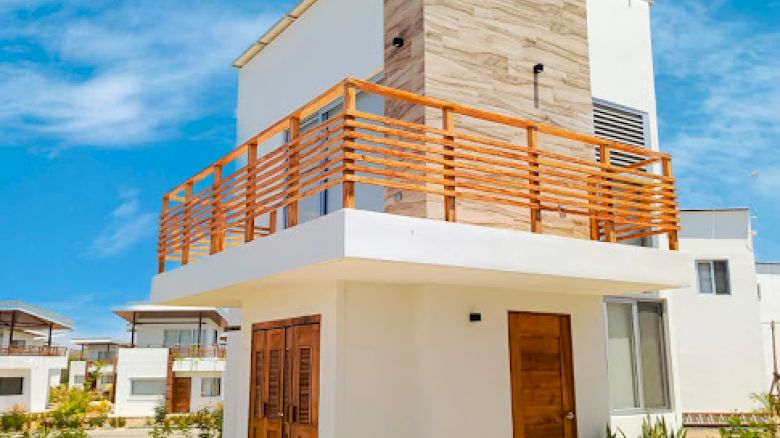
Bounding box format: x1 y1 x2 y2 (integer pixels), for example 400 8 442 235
593 99 648 168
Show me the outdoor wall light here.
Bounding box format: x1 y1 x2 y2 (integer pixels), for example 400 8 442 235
392 36 405 48
533 63 545 108
469 312 482 323
533 63 545 74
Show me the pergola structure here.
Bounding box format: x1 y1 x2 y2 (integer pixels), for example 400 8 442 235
0 301 73 350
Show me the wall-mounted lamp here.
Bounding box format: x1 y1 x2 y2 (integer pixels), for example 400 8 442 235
533 63 544 109
469 312 482 323
392 36 405 48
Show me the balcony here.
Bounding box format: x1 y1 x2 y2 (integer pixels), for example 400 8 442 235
157 78 679 273
169 345 226 359
0 346 67 356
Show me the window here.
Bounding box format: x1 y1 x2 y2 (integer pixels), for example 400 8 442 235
0 377 23 396
130 379 165 396
163 329 211 347
101 375 114 385
9 340 25 348
697 260 731 295
606 300 671 411
96 350 116 362
73 375 85 385
201 377 221 397
593 99 649 167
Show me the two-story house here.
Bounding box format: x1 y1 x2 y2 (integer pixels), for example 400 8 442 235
110 304 228 417
150 1 690 437
0 301 72 413
68 338 129 394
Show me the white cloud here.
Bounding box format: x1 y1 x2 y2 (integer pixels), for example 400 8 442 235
84 187 156 258
652 1 780 207
0 1 279 149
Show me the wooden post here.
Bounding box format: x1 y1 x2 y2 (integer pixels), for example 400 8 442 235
210 165 224 255
182 182 194 265
587 176 600 241
47 324 53 347
286 116 301 228
443 107 456 222
130 312 136 348
197 312 203 347
527 126 541 233
244 144 258 243
599 145 616 243
342 82 357 209
662 157 679 250
8 311 15 347
158 195 169 273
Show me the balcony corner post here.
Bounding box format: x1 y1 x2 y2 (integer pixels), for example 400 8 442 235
244 144 258 243
443 107 456 222
210 165 224 255
286 116 301 228
158 195 170 273
182 182 194 265
662 157 679 250
342 82 357 209
599 145 616 243
527 126 542 233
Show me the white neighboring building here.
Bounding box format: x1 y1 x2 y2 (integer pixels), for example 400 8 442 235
111 305 228 417
150 1 693 438
667 209 766 420
68 338 129 394
758 263 780 391
0 302 72 413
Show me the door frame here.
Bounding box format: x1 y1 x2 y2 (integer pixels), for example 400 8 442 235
248 314 321 438
508 311 578 438
171 376 192 414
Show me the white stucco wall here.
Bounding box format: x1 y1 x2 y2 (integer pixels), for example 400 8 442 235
222 280 617 438
0 355 66 413
236 0 383 145
667 237 766 412
758 270 780 387
113 348 169 417
587 0 660 152
68 360 86 388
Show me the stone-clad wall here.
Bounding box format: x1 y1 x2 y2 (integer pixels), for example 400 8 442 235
383 0 594 238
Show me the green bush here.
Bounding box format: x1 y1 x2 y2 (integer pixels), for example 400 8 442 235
108 417 127 428
1 405 26 432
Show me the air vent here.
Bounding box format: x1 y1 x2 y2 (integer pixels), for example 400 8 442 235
593 99 649 168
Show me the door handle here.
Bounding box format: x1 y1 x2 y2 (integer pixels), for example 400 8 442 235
565 412 576 420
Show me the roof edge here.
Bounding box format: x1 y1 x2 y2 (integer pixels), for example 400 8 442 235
233 0 319 68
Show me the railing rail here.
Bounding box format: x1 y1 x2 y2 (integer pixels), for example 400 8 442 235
158 78 679 272
168 345 227 359
0 346 67 356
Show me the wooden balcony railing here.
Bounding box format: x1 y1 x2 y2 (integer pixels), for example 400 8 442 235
0 346 67 356
158 78 679 273
168 345 226 359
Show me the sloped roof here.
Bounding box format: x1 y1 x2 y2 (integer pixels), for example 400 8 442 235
0 301 74 330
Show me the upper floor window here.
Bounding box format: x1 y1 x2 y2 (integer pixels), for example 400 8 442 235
163 329 215 347
0 377 23 396
201 377 221 397
697 260 731 295
605 300 671 412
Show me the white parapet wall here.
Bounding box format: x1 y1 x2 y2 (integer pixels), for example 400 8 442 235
113 348 169 417
0 355 67 413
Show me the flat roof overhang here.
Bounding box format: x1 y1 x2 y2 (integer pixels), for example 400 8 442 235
0 302 73 330
112 306 227 328
151 209 692 307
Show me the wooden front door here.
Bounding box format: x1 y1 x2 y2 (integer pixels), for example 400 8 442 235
249 315 320 438
509 312 577 438
172 377 191 413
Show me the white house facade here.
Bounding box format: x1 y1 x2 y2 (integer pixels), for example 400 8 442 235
68 338 129 395
149 1 693 438
110 305 228 417
0 302 72 413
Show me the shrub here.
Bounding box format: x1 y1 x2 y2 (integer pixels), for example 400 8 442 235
1 405 27 432
639 416 686 438
108 417 127 428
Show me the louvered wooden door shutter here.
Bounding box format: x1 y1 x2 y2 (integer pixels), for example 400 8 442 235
290 324 320 438
249 316 320 438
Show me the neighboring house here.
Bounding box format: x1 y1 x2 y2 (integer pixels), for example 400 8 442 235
758 263 780 394
149 1 692 438
68 338 129 394
0 301 72 413
667 209 767 423
111 305 228 417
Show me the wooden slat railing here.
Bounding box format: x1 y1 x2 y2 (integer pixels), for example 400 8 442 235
157 78 679 273
0 346 67 356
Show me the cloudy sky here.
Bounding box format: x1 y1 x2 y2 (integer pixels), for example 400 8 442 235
0 0 778 340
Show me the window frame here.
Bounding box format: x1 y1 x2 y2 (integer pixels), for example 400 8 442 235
696 260 731 295
130 378 166 397
604 298 673 415
73 375 85 385
0 377 24 396
200 377 221 397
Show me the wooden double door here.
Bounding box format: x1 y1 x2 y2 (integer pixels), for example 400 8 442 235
509 312 577 438
249 316 320 438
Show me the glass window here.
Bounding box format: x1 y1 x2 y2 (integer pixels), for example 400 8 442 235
0 377 24 396
101 375 114 384
201 377 221 397
606 300 671 412
130 379 165 396
73 375 85 385
697 260 731 295
163 329 212 347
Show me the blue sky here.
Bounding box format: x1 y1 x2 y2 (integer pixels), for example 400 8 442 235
0 0 778 340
